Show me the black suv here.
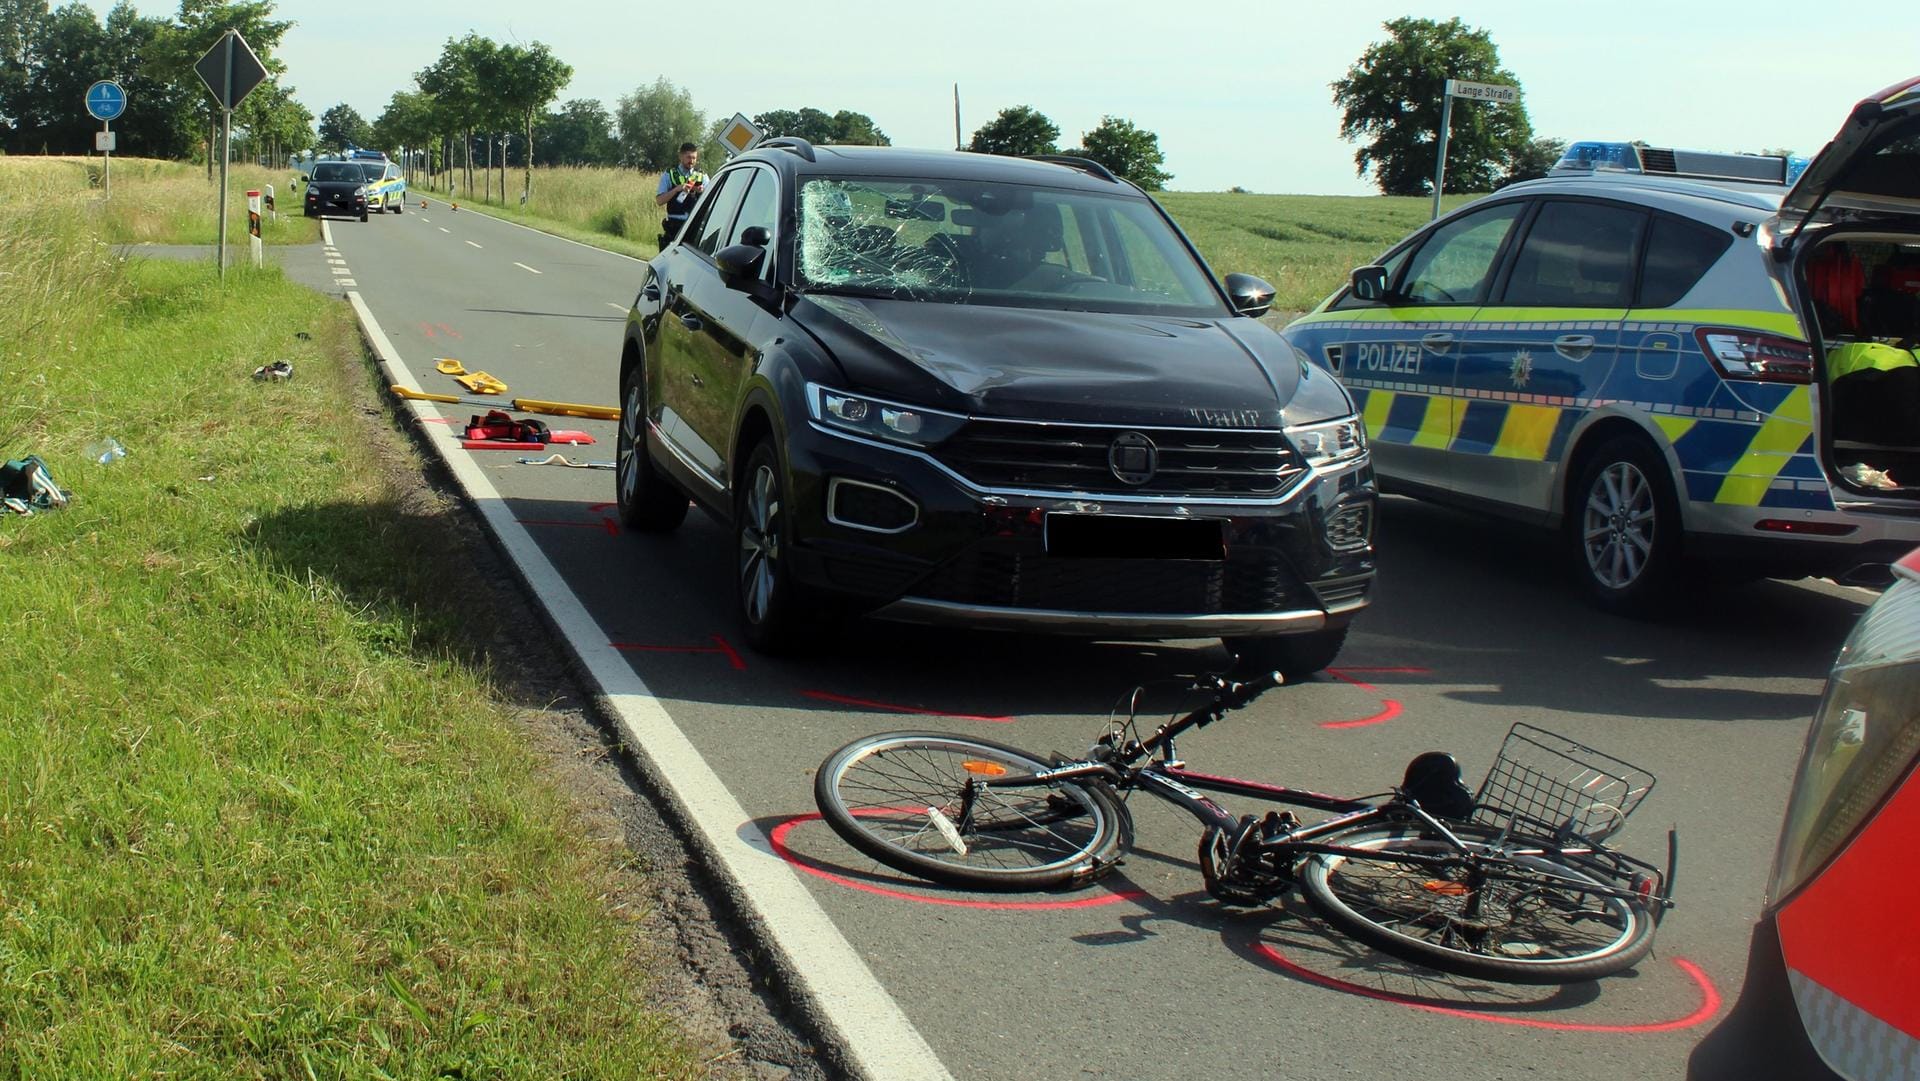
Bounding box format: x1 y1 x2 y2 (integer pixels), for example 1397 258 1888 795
615 140 1375 677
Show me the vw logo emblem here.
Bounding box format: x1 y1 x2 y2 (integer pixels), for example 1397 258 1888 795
1108 431 1158 485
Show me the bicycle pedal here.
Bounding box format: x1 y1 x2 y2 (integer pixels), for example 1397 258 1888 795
1259 810 1299 842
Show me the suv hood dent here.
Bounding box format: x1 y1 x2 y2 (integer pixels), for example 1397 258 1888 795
790 294 1298 428
1782 77 1920 218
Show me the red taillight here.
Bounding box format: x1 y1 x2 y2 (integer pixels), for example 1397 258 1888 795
1694 327 1814 383
1755 519 1856 536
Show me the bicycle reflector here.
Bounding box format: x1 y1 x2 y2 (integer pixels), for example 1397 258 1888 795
962 760 1008 777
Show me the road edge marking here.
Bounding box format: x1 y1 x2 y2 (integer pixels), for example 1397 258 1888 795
344 291 954 1081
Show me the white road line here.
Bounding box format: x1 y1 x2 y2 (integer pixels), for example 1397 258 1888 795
606 302 628 312
439 227 451 234
322 219 333 246
344 293 954 1081
513 262 543 275
338 279 356 287
421 200 645 264
466 240 483 249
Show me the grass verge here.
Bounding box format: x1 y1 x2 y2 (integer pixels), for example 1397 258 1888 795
0 166 715 1080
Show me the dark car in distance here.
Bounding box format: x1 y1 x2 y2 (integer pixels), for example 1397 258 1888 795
301 160 369 222
616 140 1376 677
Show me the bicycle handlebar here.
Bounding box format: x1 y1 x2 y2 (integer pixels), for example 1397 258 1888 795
1220 670 1283 709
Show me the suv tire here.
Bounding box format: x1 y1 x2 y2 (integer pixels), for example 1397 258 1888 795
1570 434 1682 616
614 366 690 532
735 439 812 653
1226 626 1348 683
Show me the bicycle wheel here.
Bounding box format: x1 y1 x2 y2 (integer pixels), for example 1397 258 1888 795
1299 821 1656 984
814 732 1129 890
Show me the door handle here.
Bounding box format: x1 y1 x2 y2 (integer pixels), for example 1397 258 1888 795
679 314 703 332
1421 332 1455 352
1555 334 1596 360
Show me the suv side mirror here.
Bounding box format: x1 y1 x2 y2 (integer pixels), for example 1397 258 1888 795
1350 265 1391 303
1223 272 1276 318
715 242 767 291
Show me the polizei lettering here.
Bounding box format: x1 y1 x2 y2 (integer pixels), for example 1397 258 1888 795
1354 341 1421 375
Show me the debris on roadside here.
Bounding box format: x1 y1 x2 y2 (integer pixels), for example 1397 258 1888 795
461 409 597 451
253 359 293 382
1 455 71 514
84 437 127 464
516 453 615 470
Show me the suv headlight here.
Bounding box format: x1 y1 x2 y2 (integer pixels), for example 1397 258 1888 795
806 384 967 448
1286 415 1367 469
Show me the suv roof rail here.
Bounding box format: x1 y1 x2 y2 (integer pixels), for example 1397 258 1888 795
1025 154 1118 183
757 136 816 162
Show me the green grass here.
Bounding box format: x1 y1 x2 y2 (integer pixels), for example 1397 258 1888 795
427 164 1485 316
2 157 320 248
0 166 712 1079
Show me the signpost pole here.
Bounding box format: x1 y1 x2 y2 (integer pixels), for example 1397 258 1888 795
215 32 233 280
103 119 111 199
1432 80 1456 222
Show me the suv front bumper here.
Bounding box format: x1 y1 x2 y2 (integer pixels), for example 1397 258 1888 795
783 421 1376 638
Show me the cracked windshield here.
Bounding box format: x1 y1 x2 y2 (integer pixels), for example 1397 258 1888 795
796 177 1227 317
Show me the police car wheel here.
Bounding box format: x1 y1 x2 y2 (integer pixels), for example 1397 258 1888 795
1571 436 1681 615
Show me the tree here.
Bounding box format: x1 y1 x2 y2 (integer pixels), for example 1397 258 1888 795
535 98 615 165
147 1 293 174
0 0 47 149
752 106 889 146
968 105 1058 157
1071 116 1171 190
1331 16 1531 196
16 3 108 153
1500 135 1565 187
418 34 493 196
317 103 369 152
492 40 571 201
616 76 703 172
373 89 437 178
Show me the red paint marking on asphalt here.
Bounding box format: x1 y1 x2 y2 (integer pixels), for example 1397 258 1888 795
437 323 462 339
419 322 436 339
418 416 451 425
611 636 747 671
1315 666 1432 730
586 502 616 513
768 813 1142 910
801 690 1015 724
1254 945 1721 1032
519 518 616 535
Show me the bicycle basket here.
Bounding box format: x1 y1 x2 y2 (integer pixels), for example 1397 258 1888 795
1471 724 1656 842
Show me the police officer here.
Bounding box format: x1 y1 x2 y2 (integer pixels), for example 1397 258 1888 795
655 142 707 249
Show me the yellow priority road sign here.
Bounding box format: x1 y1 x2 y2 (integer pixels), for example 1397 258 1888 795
718 112 763 158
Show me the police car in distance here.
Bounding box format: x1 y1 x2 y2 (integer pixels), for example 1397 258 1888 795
1282 77 1920 614
344 148 406 214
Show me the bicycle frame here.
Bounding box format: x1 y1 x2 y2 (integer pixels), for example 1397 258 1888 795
977 675 1673 909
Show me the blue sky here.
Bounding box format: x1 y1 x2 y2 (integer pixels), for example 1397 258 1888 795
86 0 1919 193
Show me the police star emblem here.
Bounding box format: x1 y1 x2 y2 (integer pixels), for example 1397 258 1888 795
1510 349 1534 389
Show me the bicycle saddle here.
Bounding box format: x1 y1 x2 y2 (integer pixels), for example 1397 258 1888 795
1401 751 1475 821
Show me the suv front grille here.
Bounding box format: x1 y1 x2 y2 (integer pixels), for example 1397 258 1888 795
933 420 1305 498
911 547 1306 615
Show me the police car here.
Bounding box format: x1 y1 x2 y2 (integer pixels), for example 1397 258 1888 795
1283 77 1920 613
346 149 407 214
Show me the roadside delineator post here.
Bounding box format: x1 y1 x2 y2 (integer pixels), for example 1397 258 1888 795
247 189 262 268
264 184 276 222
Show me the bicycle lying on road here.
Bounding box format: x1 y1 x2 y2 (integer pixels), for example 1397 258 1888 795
814 670 1678 985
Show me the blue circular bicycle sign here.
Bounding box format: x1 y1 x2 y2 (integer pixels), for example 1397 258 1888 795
86 81 126 122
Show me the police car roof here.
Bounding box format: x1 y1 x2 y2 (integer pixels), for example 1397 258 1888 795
738 143 1137 194
1494 173 1785 216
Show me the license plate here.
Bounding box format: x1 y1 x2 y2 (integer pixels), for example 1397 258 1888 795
1043 514 1224 560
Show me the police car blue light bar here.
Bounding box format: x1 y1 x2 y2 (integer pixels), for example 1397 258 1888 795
1550 140 1810 186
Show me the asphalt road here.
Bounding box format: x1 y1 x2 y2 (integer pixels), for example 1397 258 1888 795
316 198 1872 1081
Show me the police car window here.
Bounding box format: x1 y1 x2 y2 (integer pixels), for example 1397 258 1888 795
691 171 748 256
1636 216 1732 308
725 169 779 280
1502 201 1645 308
1397 203 1523 306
